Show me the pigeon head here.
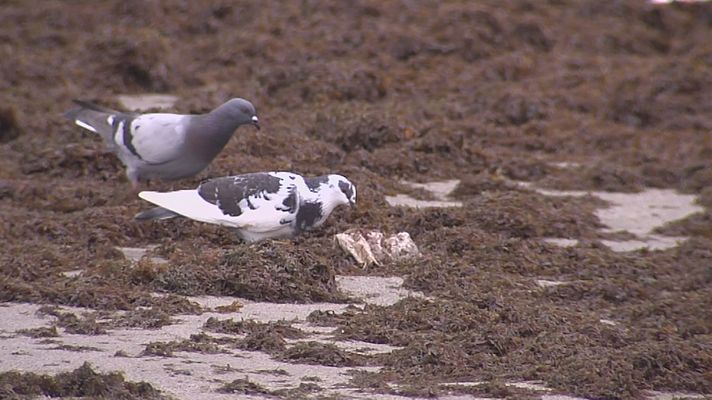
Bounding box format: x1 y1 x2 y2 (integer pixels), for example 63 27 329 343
217 98 260 130
327 174 357 207
300 174 356 231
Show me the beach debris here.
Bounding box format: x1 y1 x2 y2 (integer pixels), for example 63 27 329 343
335 230 420 266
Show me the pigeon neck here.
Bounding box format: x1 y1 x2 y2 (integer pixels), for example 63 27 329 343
201 108 244 137
181 113 239 163
293 184 336 231
313 188 345 226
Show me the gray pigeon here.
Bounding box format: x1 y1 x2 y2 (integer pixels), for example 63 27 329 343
64 98 260 186
135 172 357 242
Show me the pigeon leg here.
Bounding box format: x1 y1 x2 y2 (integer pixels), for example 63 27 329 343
126 169 140 190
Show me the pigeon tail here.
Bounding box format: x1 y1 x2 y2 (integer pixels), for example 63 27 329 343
64 100 120 143
134 207 180 221
71 99 118 114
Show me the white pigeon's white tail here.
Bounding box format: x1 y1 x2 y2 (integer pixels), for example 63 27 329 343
138 190 233 225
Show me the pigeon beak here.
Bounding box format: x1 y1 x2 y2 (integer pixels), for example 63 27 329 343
251 116 260 130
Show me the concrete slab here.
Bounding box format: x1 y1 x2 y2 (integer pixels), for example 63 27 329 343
117 94 178 111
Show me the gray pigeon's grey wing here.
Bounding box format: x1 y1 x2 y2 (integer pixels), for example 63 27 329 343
116 113 189 165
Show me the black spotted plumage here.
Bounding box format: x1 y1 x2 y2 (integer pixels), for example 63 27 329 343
198 173 283 217
277 187 298 213
304 176 329 192
296 201 323 231
338 180 354 201
136 172 354 243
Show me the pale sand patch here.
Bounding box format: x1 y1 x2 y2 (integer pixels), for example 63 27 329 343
549 162 582 169
59 269 83 278
3 181 706 399
388 179 702 252
190 296 349 322
385 179 463 208
600 235 687 252
336 276 428 306
517 182 703 252
402 179 461 201
595 190 701 238
440 380 552 392
0 276 423 400
117 245 167 264
1 270 707 399
535 279 569 288
0 302 380 400
645 391 708 399
385 194 463 209
649 0 710 3
117 94 178 111
542 238 579 248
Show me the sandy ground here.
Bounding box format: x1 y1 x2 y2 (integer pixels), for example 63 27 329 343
2 1 712 399
1 179 707 400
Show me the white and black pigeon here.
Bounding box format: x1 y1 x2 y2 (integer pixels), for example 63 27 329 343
134 172 357 242
64 98 260 186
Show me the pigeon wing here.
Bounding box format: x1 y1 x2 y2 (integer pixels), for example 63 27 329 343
116 113 189 165
196 173 300 232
